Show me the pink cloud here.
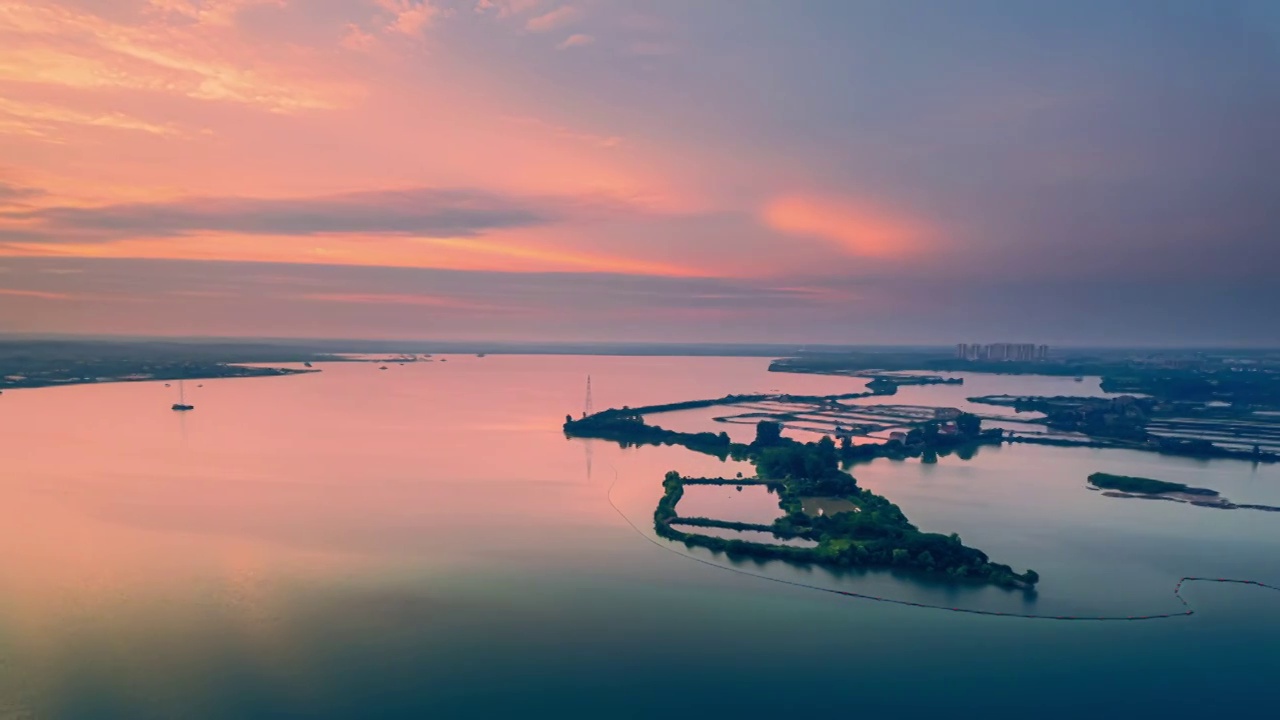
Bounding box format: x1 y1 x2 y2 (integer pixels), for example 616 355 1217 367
762 194 930 259
525 5 580 33
340 23 377 51
556 33 594 50
146 0 286 28
377 0 441 37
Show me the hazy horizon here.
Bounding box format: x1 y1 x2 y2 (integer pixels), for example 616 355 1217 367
3 331 1279 353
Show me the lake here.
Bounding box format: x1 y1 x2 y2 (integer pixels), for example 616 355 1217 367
1 356 1277 718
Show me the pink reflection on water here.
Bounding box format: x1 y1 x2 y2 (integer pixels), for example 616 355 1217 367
0 355 853 632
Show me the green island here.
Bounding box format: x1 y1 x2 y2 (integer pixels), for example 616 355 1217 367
1086 472 1217 496
1085 472 1280 512
567 406 1037 588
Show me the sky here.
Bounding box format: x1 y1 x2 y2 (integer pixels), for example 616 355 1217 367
0 0 1277 346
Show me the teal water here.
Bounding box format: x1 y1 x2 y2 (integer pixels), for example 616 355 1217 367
1 356 1277 718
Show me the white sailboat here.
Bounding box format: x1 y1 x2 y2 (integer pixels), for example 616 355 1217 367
171 379 194 411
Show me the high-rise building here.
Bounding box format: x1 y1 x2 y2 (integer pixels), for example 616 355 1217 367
956 343 1049 362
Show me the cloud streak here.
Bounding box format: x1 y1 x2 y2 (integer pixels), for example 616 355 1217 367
0 181 44 205
0 97 183 138
4 188 568 240
0 287 74 300
296 291 527 313
556 33 593 50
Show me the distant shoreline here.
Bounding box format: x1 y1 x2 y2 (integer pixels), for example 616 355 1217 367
0 365 319 392
6 336 1277 358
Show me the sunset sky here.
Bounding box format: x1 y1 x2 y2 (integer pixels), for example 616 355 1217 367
1 0 1276 345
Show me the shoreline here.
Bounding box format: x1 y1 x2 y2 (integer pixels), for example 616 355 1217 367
0 365 319 392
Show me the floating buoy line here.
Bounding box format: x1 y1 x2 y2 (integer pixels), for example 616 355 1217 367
606 467 1279 621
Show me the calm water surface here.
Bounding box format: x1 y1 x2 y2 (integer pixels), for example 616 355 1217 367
1 356 1277 718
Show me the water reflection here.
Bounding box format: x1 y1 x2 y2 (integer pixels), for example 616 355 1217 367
2 356 1279 716
670 524 818 549
676 484 783 525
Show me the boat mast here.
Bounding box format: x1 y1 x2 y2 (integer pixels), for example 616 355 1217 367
179 379 185 405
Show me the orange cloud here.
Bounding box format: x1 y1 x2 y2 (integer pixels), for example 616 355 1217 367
0 2 346 113
762 194 929 259
0 97 182 138
296 292 524 313
419 236 702 276
0 232 704 278
0 287 73 300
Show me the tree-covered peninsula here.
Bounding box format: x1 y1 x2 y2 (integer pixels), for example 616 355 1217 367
567 410 1038 588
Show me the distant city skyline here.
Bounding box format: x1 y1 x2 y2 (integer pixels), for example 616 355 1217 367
1 1 1277 345
956 344 1050 361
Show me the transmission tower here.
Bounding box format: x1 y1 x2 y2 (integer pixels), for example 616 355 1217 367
583 375 594 418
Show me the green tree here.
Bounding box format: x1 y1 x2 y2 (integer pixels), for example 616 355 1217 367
811 436 840 476
922 422 940 444
957 413 982 437
754 420 783 446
